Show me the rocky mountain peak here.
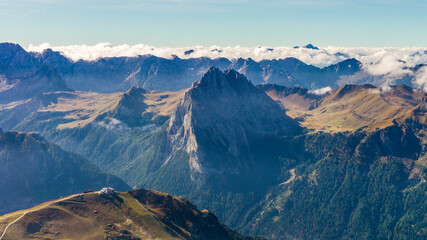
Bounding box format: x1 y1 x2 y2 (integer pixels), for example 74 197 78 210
304 44 319 50
168 67 301 174
190 67 258 96
98 87 148 127
0 43 39 77
293 44 319 50
0 42 26 55
125 86 147 96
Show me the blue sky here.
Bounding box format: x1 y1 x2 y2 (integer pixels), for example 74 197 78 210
0 0 426 47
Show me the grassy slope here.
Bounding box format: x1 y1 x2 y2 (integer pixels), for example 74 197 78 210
266 85 426 132
0 192 177 240
0 191 260 240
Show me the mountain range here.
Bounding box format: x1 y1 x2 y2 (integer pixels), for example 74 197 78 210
0 43 426 240
0 42 423 100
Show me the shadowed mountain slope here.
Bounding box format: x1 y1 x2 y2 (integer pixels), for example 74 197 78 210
0 129 129 215
0 66 71 104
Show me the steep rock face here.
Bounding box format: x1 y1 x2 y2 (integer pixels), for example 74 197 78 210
0 130 129 215
168 67 301 174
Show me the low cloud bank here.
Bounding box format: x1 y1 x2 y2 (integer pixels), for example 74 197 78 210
98 118 129 131
414 66 427 92
309 86 332 95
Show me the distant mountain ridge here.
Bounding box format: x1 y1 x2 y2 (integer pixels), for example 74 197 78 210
0 42 421 100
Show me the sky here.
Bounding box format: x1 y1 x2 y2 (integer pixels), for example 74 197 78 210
0 0 426 48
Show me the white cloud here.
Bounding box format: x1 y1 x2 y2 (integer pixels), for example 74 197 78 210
97 117 129 130
363 54 405 76
414 66 427 92
368 89 380 94
309 86 332 95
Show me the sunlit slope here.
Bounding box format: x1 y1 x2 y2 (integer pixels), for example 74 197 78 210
0 190 257 240
0 87 185 130
263 84 427 132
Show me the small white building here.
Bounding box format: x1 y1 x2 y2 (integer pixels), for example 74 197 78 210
100 187 115 195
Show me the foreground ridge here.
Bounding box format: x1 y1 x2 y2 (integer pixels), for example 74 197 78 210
0 188 262 240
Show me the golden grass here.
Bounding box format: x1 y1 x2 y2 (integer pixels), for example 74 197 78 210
37 91 123 129
144 89 186 117
0 192 177 240
15 89 187 130
274 86 425 133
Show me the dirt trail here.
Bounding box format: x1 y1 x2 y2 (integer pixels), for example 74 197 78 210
0 194 82 240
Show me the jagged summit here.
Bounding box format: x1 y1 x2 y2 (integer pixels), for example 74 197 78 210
190 67 259 95
126 86 147 95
